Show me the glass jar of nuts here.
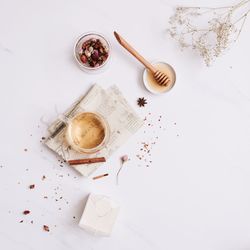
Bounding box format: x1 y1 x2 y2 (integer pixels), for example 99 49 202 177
74 32 111 73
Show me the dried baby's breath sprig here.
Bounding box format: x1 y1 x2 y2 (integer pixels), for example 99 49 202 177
168 0 250 65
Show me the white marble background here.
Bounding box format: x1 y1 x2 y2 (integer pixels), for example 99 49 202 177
1 0 250 249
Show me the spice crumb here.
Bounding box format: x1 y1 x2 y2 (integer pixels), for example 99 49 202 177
23 210 30 215
29 184 35 189
43 225 50 232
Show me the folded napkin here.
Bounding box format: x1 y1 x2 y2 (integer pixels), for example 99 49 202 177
45 84 144 177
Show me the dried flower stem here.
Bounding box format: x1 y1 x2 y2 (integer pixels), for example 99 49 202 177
116 155 128 185
116 163 123 185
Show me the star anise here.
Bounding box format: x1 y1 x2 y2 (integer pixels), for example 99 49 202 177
137 97 147 107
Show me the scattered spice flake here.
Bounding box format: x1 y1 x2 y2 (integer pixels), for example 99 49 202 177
43 225 50 232
42 175 46 180
31 220 33 224
73 216 76 219
41 137 46 140
137 97 147 107
24 149 28 152
19 220 23 223
29 184 35 189
135 113 167 167
23 210 30 215
44 196 48 199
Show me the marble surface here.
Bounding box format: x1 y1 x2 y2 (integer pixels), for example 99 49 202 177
1 0 250 249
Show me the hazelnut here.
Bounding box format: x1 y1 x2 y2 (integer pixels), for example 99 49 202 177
91 50 99 60
84 50 91 57
88 46 93 53
89 60 95 67
80 55 87 63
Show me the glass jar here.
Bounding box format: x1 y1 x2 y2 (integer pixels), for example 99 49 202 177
74 32 111 73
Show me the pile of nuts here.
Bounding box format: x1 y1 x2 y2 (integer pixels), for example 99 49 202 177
79 38 109 68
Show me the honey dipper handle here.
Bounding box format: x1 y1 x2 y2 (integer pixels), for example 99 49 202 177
114 31 156 73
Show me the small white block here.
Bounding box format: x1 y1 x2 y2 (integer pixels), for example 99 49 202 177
79 193 120 236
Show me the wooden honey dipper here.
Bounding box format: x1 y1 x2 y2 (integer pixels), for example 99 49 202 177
114 31 170 86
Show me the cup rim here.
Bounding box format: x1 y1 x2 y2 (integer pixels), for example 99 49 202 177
74 31 111 71
66 112 110 154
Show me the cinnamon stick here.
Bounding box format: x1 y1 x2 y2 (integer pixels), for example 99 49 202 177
68 157 106 166
93 173 109 180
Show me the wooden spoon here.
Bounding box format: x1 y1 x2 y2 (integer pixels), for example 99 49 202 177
114 31 170 86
